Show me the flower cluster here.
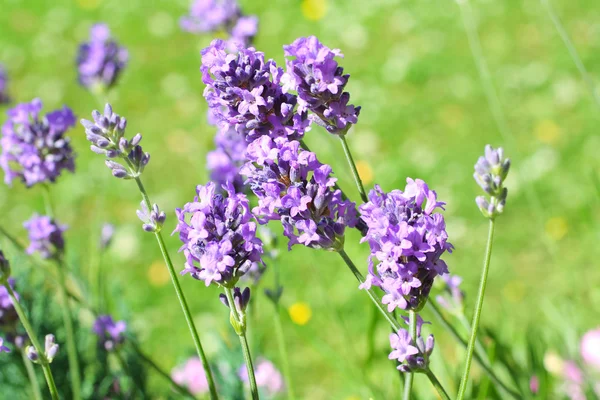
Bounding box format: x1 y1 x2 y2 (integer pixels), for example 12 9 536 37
27 334 59 364
174 182 263 287
172 357 209 395
283 36 360 135
201 40 309 142
241 136 357 251
80 104 150 179
1 99 76 187
238 358 285 396
0 337 9 353
0 64 9 104
136 201 166 233
24 215 66 260
435 273 464 315
474 145 510 218
389 316 435 372
359 179 452 311
76 24 128 91
92 315 126 351
207 126 248 192
180 0 258 49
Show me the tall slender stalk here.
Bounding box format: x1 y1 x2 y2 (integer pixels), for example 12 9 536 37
402 310 417 400
129 171 219 400
424 369 452 400
41 187 82 400
3 283 59 400
427 302 521 399
338 249 401 331
457 218 496 399
224 287 259 400
22 349 43 400
339 134 368 203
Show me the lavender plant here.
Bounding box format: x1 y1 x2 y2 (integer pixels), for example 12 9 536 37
457 145 511 399
80 105 219 399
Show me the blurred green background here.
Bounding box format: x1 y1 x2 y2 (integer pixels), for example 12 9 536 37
0 0 599 398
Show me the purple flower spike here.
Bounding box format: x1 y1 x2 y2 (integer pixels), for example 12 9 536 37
201 40 309 142
359 179 452 312
24 215 66 260
77 24 128 91
241 136 358 251
0 64 10 104
1 99 76 187
389 318 436 373
283 36 360 135
174 182 263 288
180 0 240 34
435 273 464 315
207 126 248 192
474 145 510 218
93 315 126 351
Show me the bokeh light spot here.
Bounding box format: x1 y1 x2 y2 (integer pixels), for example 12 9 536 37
288 302 312 325
301 0 327 21
148 260 170 287
545 217 568 241
355 160 373 185
535 120 561 145
76 0 102 10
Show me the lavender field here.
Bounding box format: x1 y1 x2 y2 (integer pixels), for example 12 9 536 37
0 0 599 399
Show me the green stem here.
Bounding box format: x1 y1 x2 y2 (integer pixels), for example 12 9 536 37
4 283 59 400
427 302 520 399
272 302 295 400
21 341 43 400
338 249 401 331
339 134 368 203
457 218 496 399
403 310 417 400
224 288 259 400
41 185 54 218
130 342 197 399
425 369 452 400
56 260 82 400
130 173 219 400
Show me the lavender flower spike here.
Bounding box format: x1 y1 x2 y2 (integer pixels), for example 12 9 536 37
389 317 435 373
1 99 76 187
359 179 452 312
174 181 264 288
474 145 510 218
283 36 361 135
240 136 358 251
180 0 240 34
24 215 66 260
137 201 166 233
27 334 59 363
93 315 126 351
201 39 309 142
0 64 10 104
77 24 128 92
80 104 150 179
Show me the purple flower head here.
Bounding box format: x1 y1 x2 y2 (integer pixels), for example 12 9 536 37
77 24 128 90
0 64 9 104
174 182 264 287
0 337 10 353
474 145 510 218
207 126 248 192
93 315 126 351
0 278 19 333
27 334 59 364
136 201 166 233
80 104 150 178
241 136 358 251
283 36 360 135
239 358 285 396
389 318 435 373
99 223 115 250
435 273 464 314
180 0 240 34
24 215 66 260
201 40 309 142
172 358 209 395
219 286 251 312
359 179 452 312
1 99 76 187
